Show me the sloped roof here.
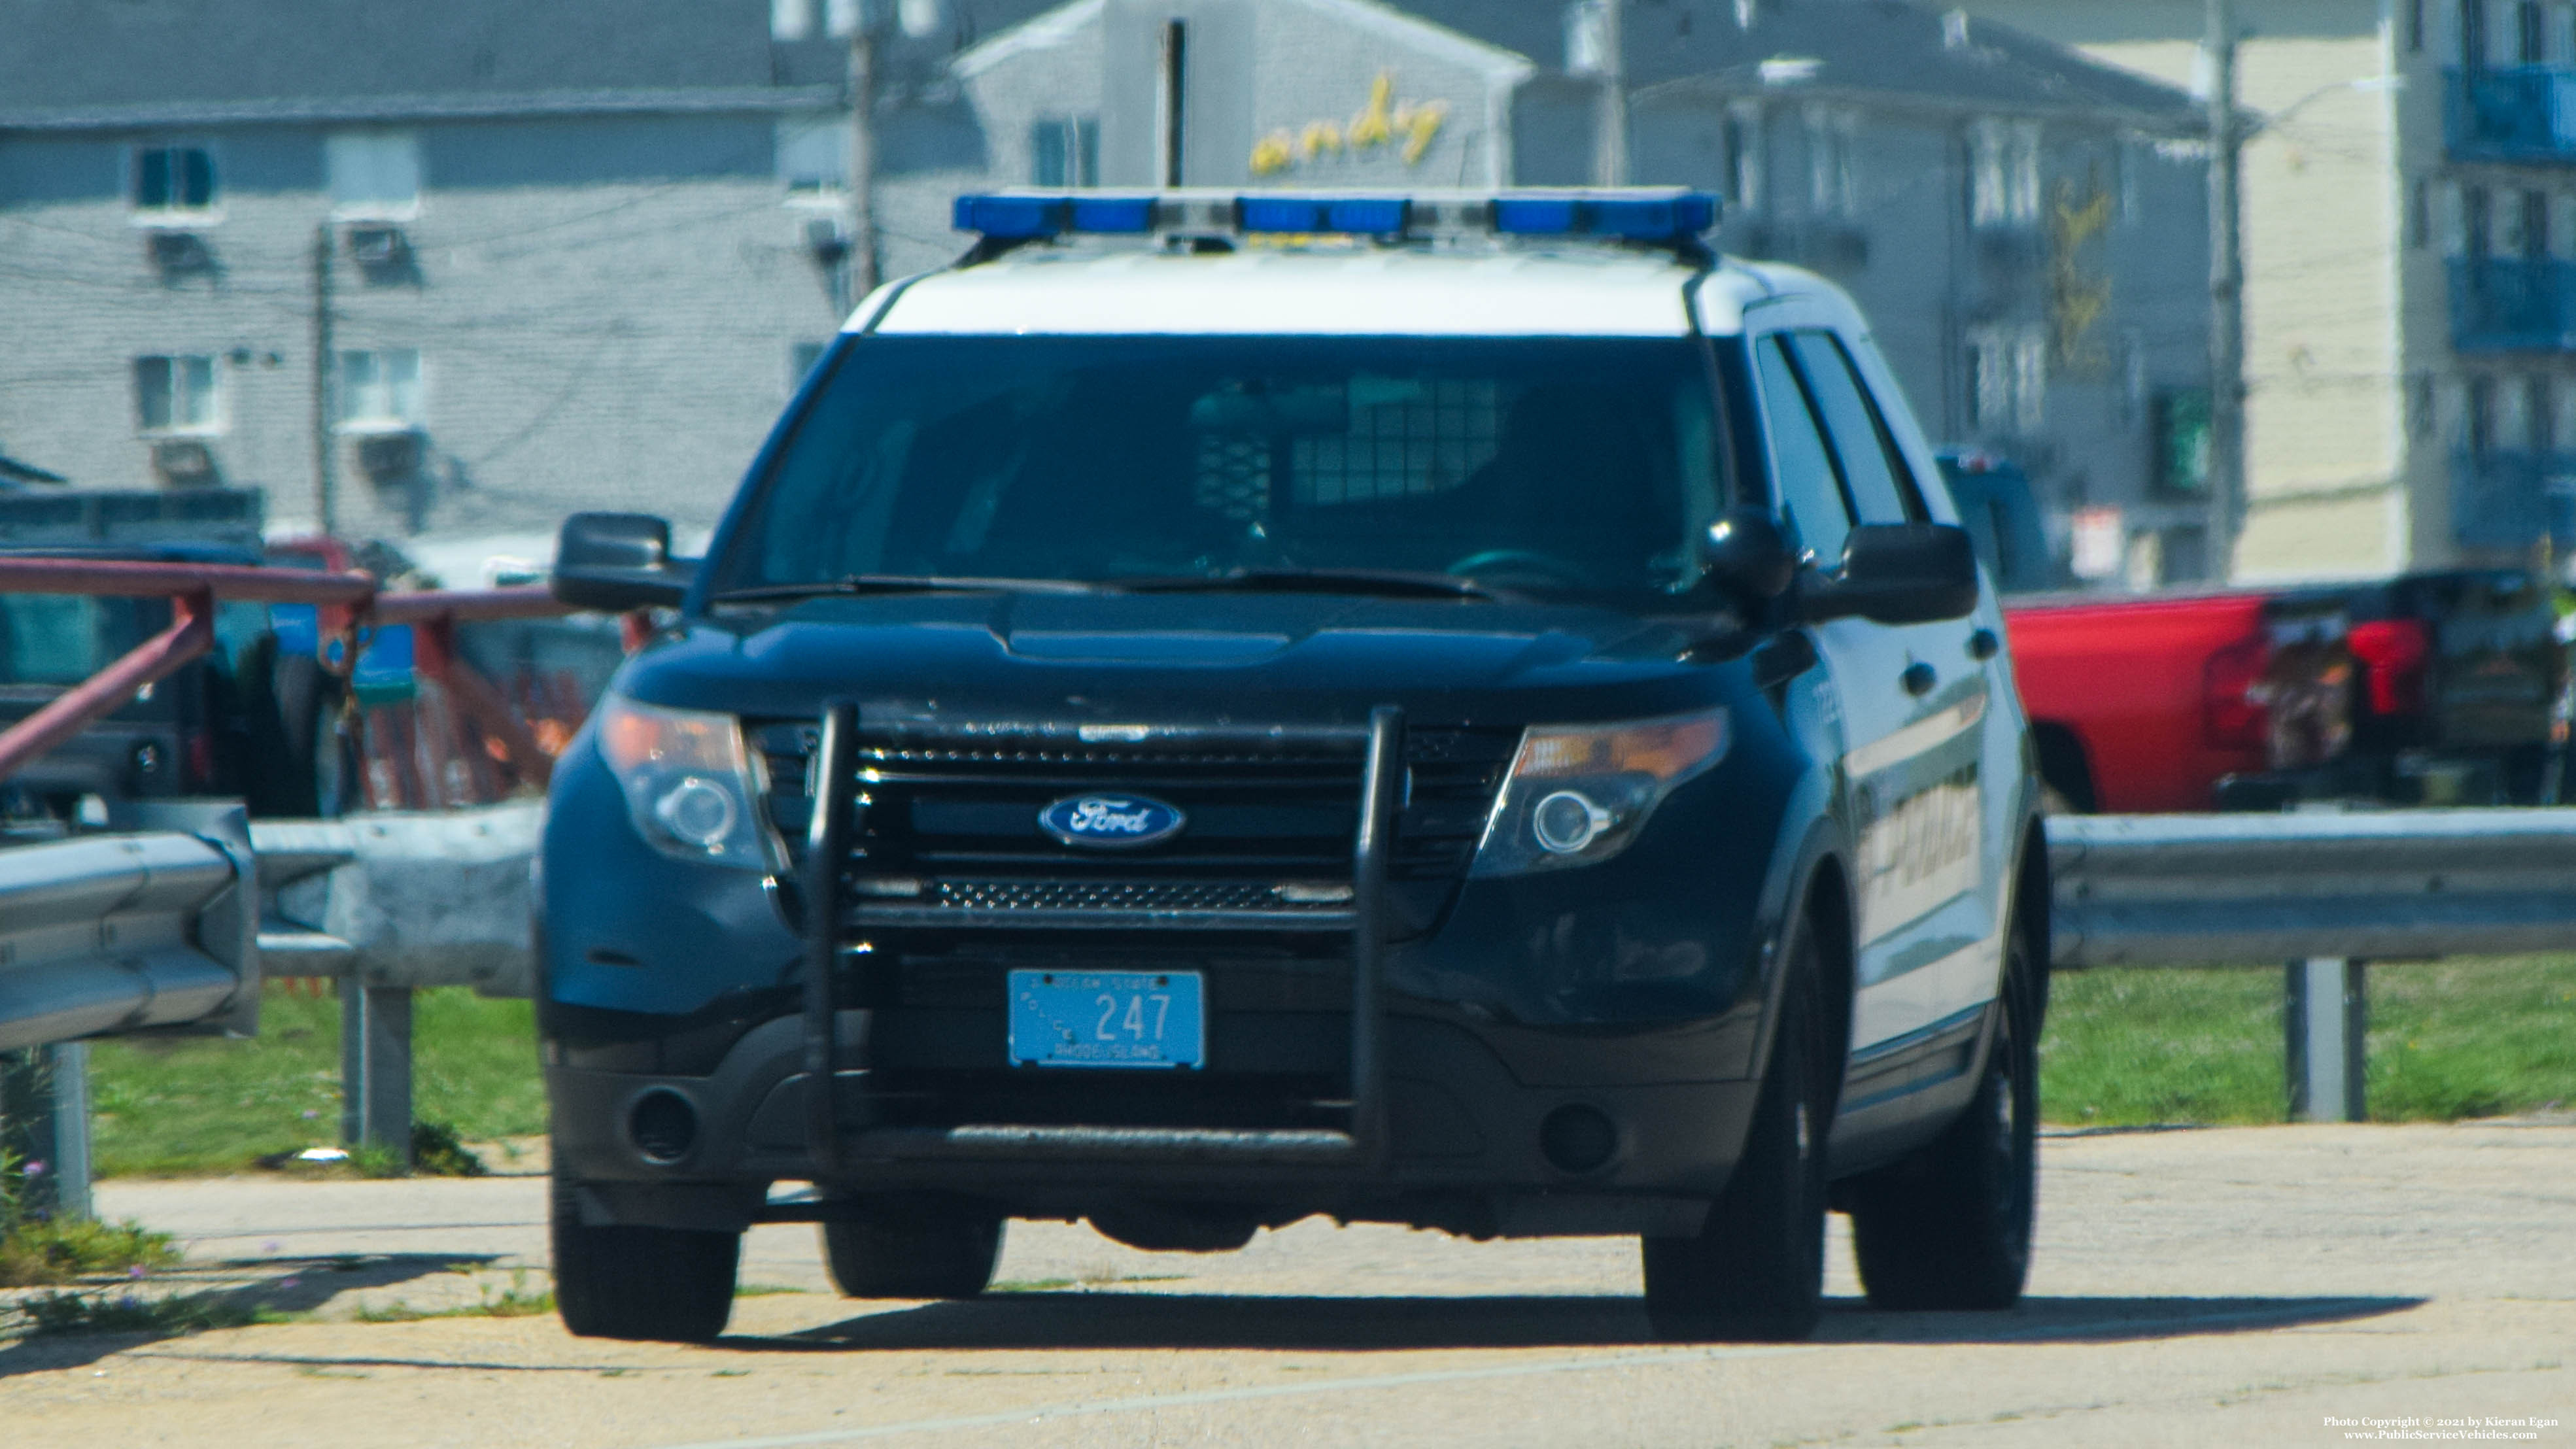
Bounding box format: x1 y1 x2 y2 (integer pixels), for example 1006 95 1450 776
1400 0 2202 129
0 0 1068 128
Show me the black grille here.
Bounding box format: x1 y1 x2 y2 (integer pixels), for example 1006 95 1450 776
926 878 1339 913
752 722 1511 936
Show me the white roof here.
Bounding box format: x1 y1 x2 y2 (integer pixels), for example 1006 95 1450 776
856 247 1800 339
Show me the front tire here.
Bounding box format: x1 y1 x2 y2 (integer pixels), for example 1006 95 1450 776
551 1178 740 1342
820 1195 1004 1300
1845 921 2039 1310
1641 930 1830 1342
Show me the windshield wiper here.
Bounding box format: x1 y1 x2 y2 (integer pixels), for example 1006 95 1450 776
1124 568 1501 602
713 573 1110 602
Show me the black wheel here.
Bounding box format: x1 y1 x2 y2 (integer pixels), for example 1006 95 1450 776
1845 921 2039 1311
1641 927 1831 1342
820 1195 1004 1299
551 1177 740 1342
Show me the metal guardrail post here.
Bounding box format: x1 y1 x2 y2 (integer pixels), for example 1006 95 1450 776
1 1043 89 1220
2286 957 2368 1123
339 985 413 1165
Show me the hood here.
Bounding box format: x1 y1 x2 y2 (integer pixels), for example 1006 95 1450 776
614 591 1734 729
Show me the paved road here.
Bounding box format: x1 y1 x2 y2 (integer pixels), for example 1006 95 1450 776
0 1124 2568 1448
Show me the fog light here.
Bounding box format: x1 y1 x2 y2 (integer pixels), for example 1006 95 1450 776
628 1088 699 1165
652 777 738 848
1539 1103 1619 1174
1530 789 1614 855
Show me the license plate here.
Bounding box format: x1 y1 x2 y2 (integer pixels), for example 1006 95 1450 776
1007 970 1205 1069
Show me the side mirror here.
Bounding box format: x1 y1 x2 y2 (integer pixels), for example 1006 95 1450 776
1699 507 1798 607
551 512 697 611
1800 522 1980 625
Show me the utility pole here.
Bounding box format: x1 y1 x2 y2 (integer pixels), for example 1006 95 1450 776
1592 0 1629 186
310 222 337 537
846 7 884 300
2206 0 2247 573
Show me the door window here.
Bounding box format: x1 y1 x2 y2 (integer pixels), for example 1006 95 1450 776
1753 335 1852 566
1788 331 1925 524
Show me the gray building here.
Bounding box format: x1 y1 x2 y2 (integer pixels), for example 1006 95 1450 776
0 0 1057 547
2 0 2212 583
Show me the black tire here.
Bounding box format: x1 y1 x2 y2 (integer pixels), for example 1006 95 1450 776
1846 921 2039 1311
1641 928 1831 1342
551 1177 740 1342
820 1196 1004 1299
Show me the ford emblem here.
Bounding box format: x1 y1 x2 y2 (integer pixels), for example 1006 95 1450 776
1038 793 1188 849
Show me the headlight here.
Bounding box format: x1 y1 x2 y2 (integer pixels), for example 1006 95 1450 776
1469 708 1730 876
596 696 778 870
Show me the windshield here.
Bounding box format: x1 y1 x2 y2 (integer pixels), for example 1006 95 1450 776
0 594 162 687
714 335 1728 602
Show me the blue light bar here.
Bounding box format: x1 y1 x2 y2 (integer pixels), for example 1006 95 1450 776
1237 195 1410 235
953 194 1063 239
1493 192 1717 241
1070 196 1156 233
950 189 1715 247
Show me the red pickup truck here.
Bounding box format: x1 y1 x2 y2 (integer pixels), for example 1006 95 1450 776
1944 455 2562 813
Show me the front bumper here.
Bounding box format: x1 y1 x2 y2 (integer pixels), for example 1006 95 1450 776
549 1003 1759 1234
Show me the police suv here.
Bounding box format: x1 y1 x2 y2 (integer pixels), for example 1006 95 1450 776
540 188 2047 1344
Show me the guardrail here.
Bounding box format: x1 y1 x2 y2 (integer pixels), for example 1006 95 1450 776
0 556 579 1214
9 626 2576 1210
2049 808 2576 1123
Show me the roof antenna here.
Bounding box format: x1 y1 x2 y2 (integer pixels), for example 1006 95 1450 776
1735 0 1757 28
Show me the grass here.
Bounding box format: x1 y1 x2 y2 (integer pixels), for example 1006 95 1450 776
0 1216 180 1287
86 987 545 1177
2040 956 2576 1127
61 960 2576 1176
9 1287 294 1338
353 1270 553 1323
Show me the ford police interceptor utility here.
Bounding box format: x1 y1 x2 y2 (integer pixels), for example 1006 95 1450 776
538 188 2048 1344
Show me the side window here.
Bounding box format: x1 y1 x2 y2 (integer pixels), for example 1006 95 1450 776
1754 335 1853 566
1788 331 1925 524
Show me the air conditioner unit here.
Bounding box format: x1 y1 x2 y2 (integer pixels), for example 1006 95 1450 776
150 439 220 488
803 214 852 266
146 230 216 277
354 429 424 484
345 224 413 272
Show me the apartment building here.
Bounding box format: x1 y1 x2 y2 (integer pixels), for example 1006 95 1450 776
1961 0 2576 582
3 0 2213 583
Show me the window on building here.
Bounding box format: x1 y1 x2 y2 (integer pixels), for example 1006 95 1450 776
133 146 216 214
2409 0 2426 52
2409 179 2431 248
772 0 815 41
2464 0 2491 70
1968 119 2040 229
1564 0 1611 75
2519 189 2551 258
1966 323 2047 435
1030 117 1101 187
2153 390 2214 496
2464 184 2494 257
1726 104 1765 211
778 114 848 196
2520 0 2548 61
2409 373 2438 441
1805 108 1858 220
133 355 219 434
2468 374 2498 458
326 133 422 219
335 349 423 430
